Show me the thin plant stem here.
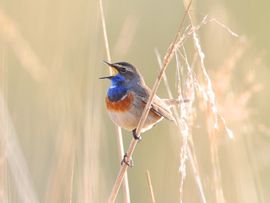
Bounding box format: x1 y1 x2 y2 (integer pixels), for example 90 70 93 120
187 147 207 203
183 0 230 202
146 170 156 203
0 91 39 203
156 49 207 203
178 47 207 203
108 2 192 202
99 1 131 203
0 9 48 82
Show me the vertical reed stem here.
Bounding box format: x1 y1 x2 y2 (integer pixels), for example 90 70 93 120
146 170 156 203
99 1 131 202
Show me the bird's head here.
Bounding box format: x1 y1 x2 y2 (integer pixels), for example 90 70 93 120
100 61 144 86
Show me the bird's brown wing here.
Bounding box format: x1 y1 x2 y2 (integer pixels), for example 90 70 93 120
131 84 175 122
140 95 175 121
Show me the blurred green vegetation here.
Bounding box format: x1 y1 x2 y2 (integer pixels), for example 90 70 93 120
0 0 269 203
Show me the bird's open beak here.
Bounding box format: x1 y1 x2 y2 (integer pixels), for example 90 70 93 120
99 75 113 80
102 60 119 75
99 61 119 80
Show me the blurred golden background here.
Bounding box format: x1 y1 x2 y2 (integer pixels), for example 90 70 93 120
0 0 269 203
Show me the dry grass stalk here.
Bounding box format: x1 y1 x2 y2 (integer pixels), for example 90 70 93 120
176 49 208 203
156 48 207 203
0 9 48 82
113 16 138 57
108 2 192 203
0 31 41 201
0 127 5 202
44 124 76 203
156 4 239 201
175 51 190 203
213 39 264 203
176 46 207 203
0 91 39 203
99 0 131 202
146 170 156 203
0 46 7 203
183 1 237 202
183 1 234 139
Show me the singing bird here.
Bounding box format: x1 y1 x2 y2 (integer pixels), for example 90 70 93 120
100 61 177 141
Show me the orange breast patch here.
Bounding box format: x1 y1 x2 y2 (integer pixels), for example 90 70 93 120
106 92 133 112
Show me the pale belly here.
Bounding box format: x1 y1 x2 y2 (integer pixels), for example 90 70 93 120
107 105 163 132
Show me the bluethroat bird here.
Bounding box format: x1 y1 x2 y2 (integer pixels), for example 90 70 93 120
100 61 178 142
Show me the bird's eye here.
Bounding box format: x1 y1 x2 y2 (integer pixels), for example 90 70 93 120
119 67 127 73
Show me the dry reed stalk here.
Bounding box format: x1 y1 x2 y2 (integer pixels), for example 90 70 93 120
0 91 39 203
176 49 208 203
44 123 76 203
0 126 5 202
146 170 156 203
113 16 138 57
156 49 207 203
0 9 48 82
183 0 235 202
208 126 225 203
68 153 75 203
108 2 192 202
0 10 49 203
0 128 5 200
99 0 131 202
183 1 234 139
213 38 264 203
0 45 7 203
81 90 104 203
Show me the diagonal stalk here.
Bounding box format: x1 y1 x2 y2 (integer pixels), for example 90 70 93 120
108 1 192 202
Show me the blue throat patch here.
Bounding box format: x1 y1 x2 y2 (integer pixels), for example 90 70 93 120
107 74 128 102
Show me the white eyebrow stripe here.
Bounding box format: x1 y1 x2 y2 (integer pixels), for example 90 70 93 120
116 65 124 69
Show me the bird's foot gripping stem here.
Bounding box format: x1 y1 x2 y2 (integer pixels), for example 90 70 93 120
132 129 142 141
121 153 133 167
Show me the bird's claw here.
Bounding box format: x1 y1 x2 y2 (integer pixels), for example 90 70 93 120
132 129 142 141
121 153 133 167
